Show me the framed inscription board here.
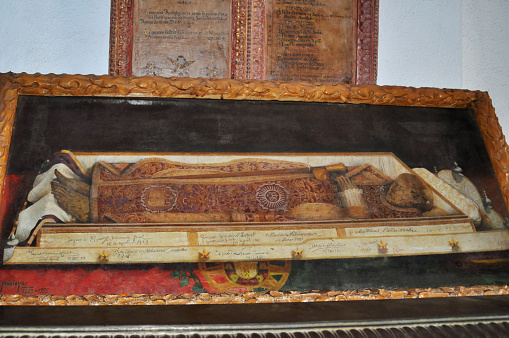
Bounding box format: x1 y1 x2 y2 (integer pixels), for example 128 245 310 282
1 73 509 334
109 0 378 84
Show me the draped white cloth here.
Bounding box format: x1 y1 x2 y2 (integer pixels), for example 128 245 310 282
9 164 77 244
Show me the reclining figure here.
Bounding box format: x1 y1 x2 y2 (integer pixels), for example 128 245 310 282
49 158 434 224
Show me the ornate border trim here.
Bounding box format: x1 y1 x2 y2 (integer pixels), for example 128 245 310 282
356 0 378 84
232 0 249 79
0 73 508 305
1 73 476 105
108 0 133 76
474 92 509 208
0 285 508 306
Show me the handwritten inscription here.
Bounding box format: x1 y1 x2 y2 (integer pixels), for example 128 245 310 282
309 238 379 256
22 249 87 263
9 247 192 264
111 247 189 261
132 0 231 78
40 232 188 248
213 247 271 261
9 231 509 264
266 0 355 83
392 247 405 254
345 223 474 237
0 280 49 295
198 229 336 245
140 10 229 39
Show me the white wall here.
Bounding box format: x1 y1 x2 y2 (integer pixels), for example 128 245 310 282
0 0 508 135
462 0 509 134
0 1 110 74
377 0 463 88
377 0 509 137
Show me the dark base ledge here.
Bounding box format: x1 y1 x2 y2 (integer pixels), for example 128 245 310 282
1 295 509 336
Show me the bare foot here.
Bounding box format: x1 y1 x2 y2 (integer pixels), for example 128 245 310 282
55 169 90 196
51 180 90 222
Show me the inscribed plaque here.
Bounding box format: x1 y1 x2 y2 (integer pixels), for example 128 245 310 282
265 0 356 83
132 0 231 78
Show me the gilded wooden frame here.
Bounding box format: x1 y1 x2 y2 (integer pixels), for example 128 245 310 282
0 73 509 305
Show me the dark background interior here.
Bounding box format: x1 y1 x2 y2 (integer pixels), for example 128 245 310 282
9 95 506 213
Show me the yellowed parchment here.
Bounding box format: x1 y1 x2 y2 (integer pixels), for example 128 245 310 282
132 0 231 78
265 0 356 83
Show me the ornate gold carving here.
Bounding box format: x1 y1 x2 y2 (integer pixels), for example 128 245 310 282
199 249 210 260
0 76 19 193
1 73 476 105
291 248 303 258
449 238 459 250
377 240 388 252
98 250 111 262
473 92 509 211
232 0 249 79
0 285 507 306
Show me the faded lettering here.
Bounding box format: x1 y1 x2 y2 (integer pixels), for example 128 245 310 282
132 0 231 78
345 223 474 237
40 232 188 248
266 0 355 83
198 229 336 245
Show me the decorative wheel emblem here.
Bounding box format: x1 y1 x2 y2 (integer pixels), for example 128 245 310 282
141 185 177 213
256 182 289 211
199 260 291 293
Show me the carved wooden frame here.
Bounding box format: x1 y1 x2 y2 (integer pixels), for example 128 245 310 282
0 73 509 335
109 0 378 84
